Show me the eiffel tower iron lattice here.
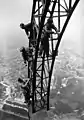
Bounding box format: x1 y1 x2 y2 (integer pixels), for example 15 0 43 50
21 0 80 114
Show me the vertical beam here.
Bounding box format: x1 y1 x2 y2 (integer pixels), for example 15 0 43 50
49 0 57 54
31 0 37 113
28 62 30 78
38 1 40 25
50 0 57 18
47 0 80 110
41 53 45 98
51 34 54 53
58 0 60 32
28 0 37 78
31 0 37 22
32 0 51 113
69 0 72 9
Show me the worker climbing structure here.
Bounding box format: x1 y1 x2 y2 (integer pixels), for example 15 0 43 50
20 0 80 114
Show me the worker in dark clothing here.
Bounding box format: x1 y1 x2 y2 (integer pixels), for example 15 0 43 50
20 23 31 36
18 78 31 119
20 22 33 39
20 46 28 65
20 46 33 66
18 78 31 104
39 18 58 57
20 19 38 46
46 18 58 33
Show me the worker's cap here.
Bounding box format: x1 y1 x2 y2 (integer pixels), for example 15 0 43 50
20 23 24 29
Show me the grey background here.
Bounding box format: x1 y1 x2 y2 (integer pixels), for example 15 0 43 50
0 0 82 55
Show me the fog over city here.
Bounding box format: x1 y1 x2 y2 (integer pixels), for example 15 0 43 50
0 1 83 120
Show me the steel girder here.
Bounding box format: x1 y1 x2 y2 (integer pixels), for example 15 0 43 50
27 0 80 113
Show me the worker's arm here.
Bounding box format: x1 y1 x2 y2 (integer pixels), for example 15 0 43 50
21 80 29 88
46 30 55 34
24 23 32 30
51 24 58 33
44 27 55 34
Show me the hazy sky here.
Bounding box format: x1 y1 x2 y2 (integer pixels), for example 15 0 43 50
0 0 83 56
0 0 32 53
